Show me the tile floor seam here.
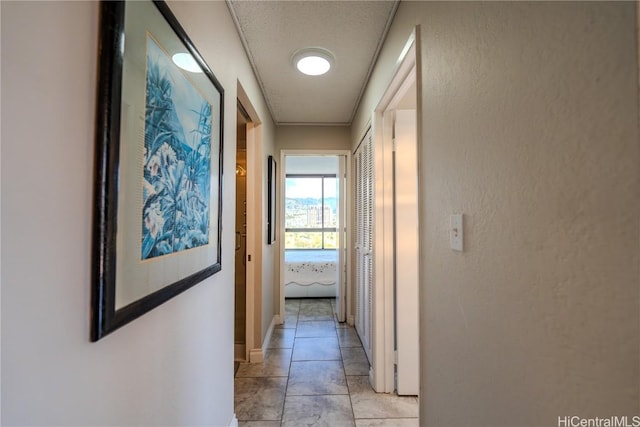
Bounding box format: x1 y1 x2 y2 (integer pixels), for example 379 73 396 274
280 307 297 427
341 335 359 425
286 393 351 396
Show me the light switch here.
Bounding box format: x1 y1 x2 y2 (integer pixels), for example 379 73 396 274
450 214 463 251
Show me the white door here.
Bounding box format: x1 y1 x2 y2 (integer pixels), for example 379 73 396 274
394 109 419 395
355 129 374 362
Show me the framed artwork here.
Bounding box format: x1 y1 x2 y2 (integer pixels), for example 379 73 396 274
267 155 277 245
91 0 224 341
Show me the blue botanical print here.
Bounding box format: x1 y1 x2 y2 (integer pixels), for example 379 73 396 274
141 35 212 260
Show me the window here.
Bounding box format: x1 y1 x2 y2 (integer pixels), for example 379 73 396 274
285 175 337 249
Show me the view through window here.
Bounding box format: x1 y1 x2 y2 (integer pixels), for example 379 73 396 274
285 175 337 249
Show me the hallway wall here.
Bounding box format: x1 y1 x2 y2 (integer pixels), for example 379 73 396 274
353 2 639 425
276 125 351 151
1 1 274 425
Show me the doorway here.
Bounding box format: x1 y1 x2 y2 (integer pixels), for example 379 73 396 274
368 29 420 396
279 151 351 327
235 103 250 362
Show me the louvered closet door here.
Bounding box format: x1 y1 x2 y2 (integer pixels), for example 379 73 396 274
355 149 362 337
355 128 374 363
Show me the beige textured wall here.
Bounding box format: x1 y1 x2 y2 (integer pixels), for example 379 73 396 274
1 1 274 425
277 125 352 152
168 2 278 359
354 1 639 425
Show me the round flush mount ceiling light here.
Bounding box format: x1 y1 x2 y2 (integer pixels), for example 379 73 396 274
292 48 334 76
172 52 203 73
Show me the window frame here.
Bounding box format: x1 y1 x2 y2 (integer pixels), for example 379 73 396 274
284 173 337 250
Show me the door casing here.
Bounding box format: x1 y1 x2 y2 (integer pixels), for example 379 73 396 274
237 82 264 363
278 150 352 327
369 27 421 394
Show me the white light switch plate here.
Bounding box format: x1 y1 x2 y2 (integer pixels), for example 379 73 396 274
450 214 463 251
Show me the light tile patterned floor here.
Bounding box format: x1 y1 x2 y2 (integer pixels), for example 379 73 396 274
235 298 419 427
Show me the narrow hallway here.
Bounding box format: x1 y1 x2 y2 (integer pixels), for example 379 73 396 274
234 298 418 426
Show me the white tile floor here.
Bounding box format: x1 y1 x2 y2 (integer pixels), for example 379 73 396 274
234 298 419 427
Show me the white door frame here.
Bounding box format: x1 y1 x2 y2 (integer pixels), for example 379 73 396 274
238 82 263 362
278 149 352 325
370 27 420 393
393 109 419 395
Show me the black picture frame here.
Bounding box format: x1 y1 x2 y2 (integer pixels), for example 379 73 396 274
91 0 224 341
267 155 277 245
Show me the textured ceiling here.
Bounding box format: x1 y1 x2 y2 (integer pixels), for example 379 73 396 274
227 0 399 125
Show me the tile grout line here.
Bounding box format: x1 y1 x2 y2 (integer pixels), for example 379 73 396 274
290 299 345 425
340 331 359 425
279 299 300 427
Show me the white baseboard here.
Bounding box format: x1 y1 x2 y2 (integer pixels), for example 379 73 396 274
262 315 277 350
229 414 238 427
248 315 278 363
369 367 377 392
249 348 263 363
